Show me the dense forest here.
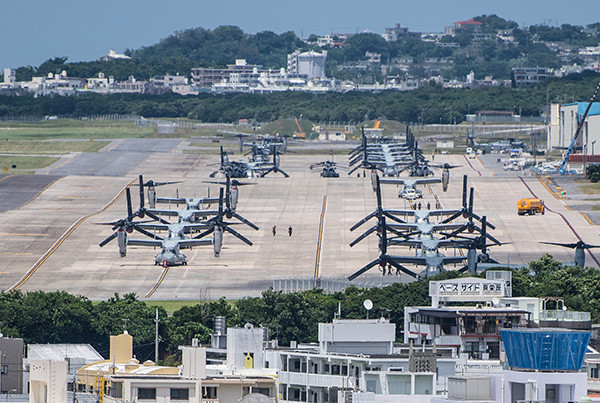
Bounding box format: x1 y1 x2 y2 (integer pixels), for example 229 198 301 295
0 71 599 123
0 255 599 364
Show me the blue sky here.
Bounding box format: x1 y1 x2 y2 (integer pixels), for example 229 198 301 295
2 0 599 68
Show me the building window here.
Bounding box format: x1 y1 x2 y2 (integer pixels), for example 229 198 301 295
109 382 123 398
138 388 156 400
170 388 189 400
253 387 270 397
202 386 217 399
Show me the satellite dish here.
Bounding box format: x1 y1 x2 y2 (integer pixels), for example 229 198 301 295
363 299 373 310
491 297 500 306
562 305 568 311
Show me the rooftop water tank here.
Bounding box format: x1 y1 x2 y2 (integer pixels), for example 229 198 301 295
501 328 590 371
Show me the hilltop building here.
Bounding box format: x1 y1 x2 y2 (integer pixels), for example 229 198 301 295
512 67 554 87
287 50 327 80
99 49 131 61
383 24 421 42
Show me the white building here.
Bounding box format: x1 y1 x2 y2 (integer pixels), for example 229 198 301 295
4 68 16 84
547 102 600 160
99 49 131 61
287 50 327 80
265 319 439 402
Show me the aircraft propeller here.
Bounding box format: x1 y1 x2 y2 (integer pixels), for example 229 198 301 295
193 188 254 253
348 216 418 280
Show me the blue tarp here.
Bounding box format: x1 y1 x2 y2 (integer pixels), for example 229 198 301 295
501 329 590 371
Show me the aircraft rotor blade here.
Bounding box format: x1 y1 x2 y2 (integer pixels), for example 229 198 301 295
348 259 381 281
350 212 377 231
382 211 407 224
193 228 214 239
231 212 259 230
134 226 163 240
126 188 133 218
224 226 253 246
462 175 468 208
260 168 274 177
138 175 145 208
278 169 290 178
218 188 224 217
99 232 118 247
144 210 171 225
388 260 419 278
441 211 462 224
470 212 496 229
350 225 378 247
347 164 361 175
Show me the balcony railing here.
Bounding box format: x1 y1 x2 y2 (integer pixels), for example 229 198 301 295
539 310 591 322
280 372 357 389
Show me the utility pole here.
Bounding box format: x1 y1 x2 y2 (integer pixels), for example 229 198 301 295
155 309 160 363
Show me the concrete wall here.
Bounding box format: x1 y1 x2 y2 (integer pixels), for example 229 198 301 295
29 360 67 403
319 319 395 354
501 369 587 402
227 325 265 371
181 346 206 379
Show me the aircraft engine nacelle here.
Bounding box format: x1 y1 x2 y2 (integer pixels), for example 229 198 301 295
148 187 156 209
213 226 223 257
118 230 127 257
575 248 585 268
467 248 477 273
442 169 449 192
230 186 239 211
370 170 378 191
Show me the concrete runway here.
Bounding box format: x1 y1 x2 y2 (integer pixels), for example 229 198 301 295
0 174 62 212
37 139 184 177
1 139 599 300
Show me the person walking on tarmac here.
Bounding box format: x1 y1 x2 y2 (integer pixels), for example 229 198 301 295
288 226 293 236
272 225 276 236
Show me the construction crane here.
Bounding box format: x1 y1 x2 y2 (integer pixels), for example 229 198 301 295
558 81 600 175
294 117 305 139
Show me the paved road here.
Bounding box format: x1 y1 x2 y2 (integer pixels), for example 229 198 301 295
38 139 185 177
0 174 62 212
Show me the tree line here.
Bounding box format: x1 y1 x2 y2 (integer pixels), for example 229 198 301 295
1 255 599 364
6 17 600 85
0 71 599 124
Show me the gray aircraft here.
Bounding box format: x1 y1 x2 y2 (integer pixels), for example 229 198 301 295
540 240 600 268
310 161 340 177
98 187 170 257
379 177 442 199
126 236 212 267
134 175 182 209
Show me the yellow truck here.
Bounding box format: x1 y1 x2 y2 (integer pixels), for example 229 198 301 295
517 198 545 215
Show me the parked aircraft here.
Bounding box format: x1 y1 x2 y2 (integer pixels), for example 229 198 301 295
379 177 442 199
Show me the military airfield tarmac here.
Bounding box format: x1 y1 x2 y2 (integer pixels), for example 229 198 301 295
0 138 599 300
